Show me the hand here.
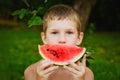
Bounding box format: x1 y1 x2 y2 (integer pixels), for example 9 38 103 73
64 54 86 80
37 60 59 80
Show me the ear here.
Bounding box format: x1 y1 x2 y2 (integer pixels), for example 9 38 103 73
41 32 47 44
76 32 84 45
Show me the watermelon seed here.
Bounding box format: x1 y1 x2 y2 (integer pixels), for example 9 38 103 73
46 49 59 58
46 49 49 51
52 50 59 58
60 52 63 54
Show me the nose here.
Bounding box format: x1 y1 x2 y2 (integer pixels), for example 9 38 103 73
58 33 66 44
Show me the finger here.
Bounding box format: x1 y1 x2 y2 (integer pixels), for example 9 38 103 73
37 60 53 72
41 59 53 65
80 66 85 74
82 54 86 67
76 61 81 66
44 71 54 78
72 72 83 78
64 64 85 73
38 66 58 77
42 66 59 75
64 66 85 78
40 59 50 64
75 62 85 74
68 62 80 71
64 66 79 75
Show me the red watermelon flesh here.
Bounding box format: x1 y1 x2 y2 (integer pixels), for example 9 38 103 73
38 44 86 65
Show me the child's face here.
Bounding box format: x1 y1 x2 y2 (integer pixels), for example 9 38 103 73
41 19 84 46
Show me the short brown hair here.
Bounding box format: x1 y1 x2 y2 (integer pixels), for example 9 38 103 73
43 4 81 33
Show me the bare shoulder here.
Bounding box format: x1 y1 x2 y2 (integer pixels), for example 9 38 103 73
24 61 39 74
85 67 94 80
24 61 40 80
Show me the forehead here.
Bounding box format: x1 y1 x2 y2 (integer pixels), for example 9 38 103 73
47 19 77 30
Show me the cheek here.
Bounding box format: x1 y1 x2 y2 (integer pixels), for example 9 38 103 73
66 36 78 45
46 35 58 44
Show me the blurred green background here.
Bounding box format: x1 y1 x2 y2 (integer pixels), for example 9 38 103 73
0 0 120 80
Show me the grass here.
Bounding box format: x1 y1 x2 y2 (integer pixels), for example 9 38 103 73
0 29 120 80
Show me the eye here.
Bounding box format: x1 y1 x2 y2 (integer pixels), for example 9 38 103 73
66 31 74 34
51 32 58 34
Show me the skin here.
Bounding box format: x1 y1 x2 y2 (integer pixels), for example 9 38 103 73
41 19 83 45
24 19 94 80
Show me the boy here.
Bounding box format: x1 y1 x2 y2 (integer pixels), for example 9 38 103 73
24 4 94 80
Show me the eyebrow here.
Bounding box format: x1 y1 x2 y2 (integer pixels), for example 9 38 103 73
50 29 75 31
66 29 74 30
50 29 59 31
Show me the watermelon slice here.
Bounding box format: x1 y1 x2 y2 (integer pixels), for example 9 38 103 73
38 44 86 65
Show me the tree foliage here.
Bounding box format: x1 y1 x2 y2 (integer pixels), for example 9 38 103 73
12 0 47 27
12 6 45 27
12 0 69 27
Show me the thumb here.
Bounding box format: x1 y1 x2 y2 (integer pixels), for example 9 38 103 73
82 54 86 67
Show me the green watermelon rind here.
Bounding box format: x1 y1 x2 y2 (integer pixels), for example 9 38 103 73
38 45 86 65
